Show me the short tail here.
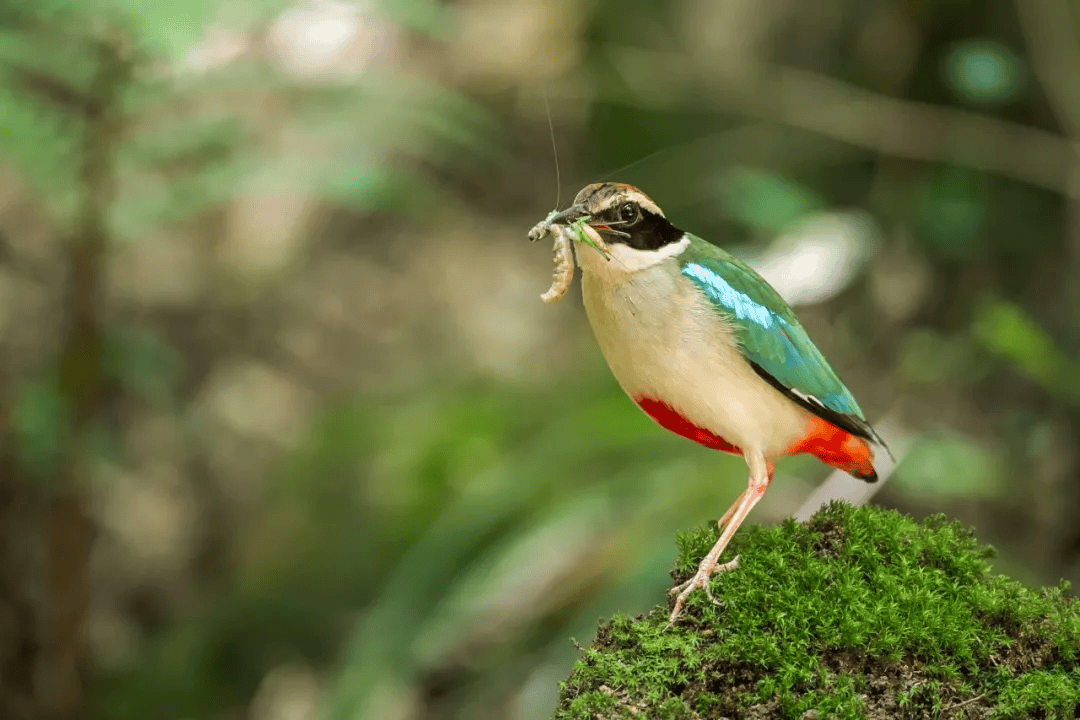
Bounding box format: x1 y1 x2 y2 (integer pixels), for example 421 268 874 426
792 417 879 483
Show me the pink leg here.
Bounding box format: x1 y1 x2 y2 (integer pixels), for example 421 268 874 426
714 487 745 531
666 451 774 628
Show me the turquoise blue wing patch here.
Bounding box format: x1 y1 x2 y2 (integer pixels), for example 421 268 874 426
680 237 866 423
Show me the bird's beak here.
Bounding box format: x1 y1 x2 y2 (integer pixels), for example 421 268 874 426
554 204 612 261
528 202 611 262
548 204 588 225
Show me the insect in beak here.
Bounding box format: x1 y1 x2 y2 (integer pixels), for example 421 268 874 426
555 206 631 241
547 204 587 225
528 204 587 243
528 205 611 259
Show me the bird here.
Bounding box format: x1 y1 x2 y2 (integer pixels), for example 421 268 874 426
538 182 888 626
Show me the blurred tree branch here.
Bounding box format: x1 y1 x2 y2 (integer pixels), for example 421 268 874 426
595 45 1080 199
1015 0 1080 139
44 33 132 720
14 68 102 119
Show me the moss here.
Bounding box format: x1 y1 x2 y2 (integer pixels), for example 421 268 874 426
555 502 1080 719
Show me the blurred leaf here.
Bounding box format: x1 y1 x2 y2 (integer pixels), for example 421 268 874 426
898 329 982 385
893 434 1005 499
295 72 501 160
316 379 748 720
317 162 396 207
0 82 79 215
110 0 216 56
372 0 453 37
125 114 244 171
972 300 1080 405
719 167 824 235
107 0 290 58
113 70 492 229
0 0 85 26
12 372 68 479
0 26 97 88
114 115 249 235
103 326 184 404
916 166 985 259
115 154 253 236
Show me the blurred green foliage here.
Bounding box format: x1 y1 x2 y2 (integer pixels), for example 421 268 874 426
974 300 1080 406
96 379 747 719
0 0 1077 719
13 371 68 477
720 167 824 236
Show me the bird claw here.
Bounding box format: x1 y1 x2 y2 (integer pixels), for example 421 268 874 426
664 555 740 629
703 578 722 607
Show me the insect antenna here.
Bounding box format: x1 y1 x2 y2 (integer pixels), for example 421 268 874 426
543 87 562 210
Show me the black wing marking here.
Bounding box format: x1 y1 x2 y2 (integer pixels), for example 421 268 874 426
750 360 891 458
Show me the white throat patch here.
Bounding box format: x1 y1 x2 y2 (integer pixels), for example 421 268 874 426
607 234 689 271
576 232 690 278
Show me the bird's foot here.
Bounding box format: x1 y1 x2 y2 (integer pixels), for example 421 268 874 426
665 555 739 629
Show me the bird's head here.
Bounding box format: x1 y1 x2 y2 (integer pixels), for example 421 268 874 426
549 183 687 274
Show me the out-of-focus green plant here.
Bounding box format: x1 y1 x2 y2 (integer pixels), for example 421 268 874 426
0 0 1077 718
973 300 1080 406
2 0 494 475
892 434 1005 500
719 166 824 236
0 0 500 718
97 375 747 720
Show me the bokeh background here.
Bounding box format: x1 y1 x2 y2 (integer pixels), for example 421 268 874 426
0 0 1078 718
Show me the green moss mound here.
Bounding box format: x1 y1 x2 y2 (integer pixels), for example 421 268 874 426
556 502 1080 719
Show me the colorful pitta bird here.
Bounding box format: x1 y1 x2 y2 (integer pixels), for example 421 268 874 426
533 183 888 626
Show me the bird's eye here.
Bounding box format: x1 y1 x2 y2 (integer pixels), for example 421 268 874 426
619 202 640 224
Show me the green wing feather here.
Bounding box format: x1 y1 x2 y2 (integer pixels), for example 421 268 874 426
679 234 879 442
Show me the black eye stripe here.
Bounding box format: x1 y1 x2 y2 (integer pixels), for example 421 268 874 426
597 202 639 223
589 205 683 251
